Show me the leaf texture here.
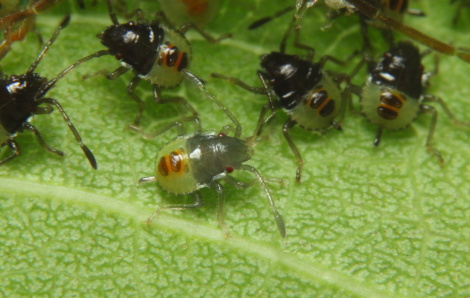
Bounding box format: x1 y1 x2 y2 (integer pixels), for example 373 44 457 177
0 0 469 296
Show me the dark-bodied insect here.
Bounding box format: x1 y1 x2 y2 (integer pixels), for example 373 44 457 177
0 15 97 168
157 0 220 28
138 85 286 239
75 0 230 128
212 29 349 183
351 41 469 163
250 0 470 63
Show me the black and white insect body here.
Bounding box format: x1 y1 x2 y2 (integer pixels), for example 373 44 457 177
77 0 229 128
139 88 285 238
100 18 192 89
361 41 422 131
212 39 347 183
0 16 97 168
260 52 344 132
358 41 469 163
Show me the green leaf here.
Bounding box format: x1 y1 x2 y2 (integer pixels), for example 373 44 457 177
1 1 469 296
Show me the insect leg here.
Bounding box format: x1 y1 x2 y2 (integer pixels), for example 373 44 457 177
177 22 231 44
211 182 230 238
422 95 470 127
210 73 266 94
251 101 277 142
126 75 144 127
22 122 64 157
184 70 242 138
0 140 21 166
292 25 315 61
238 164 286 238
373 126 383 147
152 85 201 131
38 98 97 169
282 119 303 183
420 104 444 164
146 191 204 225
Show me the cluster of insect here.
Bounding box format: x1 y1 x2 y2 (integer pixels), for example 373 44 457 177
1 0 469 238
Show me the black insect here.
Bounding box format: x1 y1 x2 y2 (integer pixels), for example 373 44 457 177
0 16 97 168
75 0 230 128
353 41 469 163
212 29 349 182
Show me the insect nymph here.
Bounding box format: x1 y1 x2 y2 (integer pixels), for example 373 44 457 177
212 29 348 182
0 16 96 168
139 91 286 238
357 41 469 163
75 0 229 128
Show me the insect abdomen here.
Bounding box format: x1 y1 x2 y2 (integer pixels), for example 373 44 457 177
377 90 406 120
306 87 336 117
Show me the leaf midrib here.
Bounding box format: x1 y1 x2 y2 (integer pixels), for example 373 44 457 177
1 176 394 297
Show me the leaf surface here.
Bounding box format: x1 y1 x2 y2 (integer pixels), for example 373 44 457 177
0 1 469 296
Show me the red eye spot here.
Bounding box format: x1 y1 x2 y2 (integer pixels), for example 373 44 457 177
115 53 122 60
218 132 226 137
225 166 234 173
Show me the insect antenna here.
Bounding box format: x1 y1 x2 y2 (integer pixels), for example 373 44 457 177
248 6 295 30
105 0 120 25
38 49 111 98
26 15 71 76
182 70 242 138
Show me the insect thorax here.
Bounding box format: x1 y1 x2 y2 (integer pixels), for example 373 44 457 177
186 133 252 185
100 22 164 75
0 74 45 134
261 52 323 110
